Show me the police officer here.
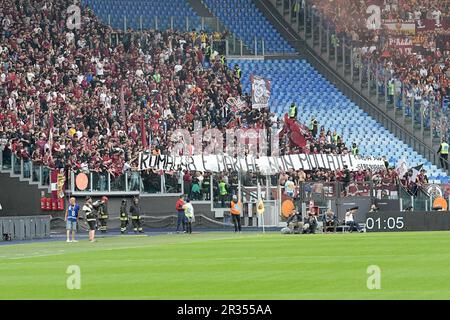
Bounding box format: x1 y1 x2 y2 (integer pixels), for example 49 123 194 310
332 131 340 144
220 54 226 66
438 139 449 170
130 196 144 233
96 196 109 233
119 199 129 234
289 103 297 119
83 196 97 242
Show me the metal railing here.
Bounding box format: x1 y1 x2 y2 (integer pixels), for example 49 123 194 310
99 13 301 57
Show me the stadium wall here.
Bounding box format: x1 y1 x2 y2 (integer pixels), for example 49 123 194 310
0 172 46 216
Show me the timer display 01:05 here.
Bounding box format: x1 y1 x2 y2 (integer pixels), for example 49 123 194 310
365 217 405 231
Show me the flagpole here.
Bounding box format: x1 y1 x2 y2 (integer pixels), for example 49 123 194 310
261 207 265 234
257 180 265 234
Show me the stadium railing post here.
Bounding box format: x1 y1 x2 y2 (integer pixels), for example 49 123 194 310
319 12 323 51
411 96 415 134
350 44 353 83
303 1 307 38
310 6 314 46
341 37 345 74
254 37 257 56
261 39 265 56
288 0 292 24
384 74 388 111
161 175 165 194
11 154 16 175
375 67 380 104
326 25 330 61
402 84 406 124
420 102 424 138
429 102 433 142
358 60 362 90
240 40 243 57
20 158 24 178
334 36 337 67
367 60 371 96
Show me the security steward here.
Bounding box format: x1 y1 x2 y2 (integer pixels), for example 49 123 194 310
437 139 449 170
230 195 242 233
351 143 359 156
130 196 144 233
96 196 109 233
119 199 129 234
83 196 97 242
234 64 241 80
289 103 297 119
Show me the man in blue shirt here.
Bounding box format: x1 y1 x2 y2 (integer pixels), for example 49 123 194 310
65 197 80 243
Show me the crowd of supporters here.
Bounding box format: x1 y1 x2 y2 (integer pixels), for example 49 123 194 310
0 0 363 183
312 0 450 137
0 0 266 176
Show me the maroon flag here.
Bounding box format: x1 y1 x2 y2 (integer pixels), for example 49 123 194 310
140 115 148 150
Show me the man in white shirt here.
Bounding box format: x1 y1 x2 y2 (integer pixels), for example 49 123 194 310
284 177 296 198
183 198 195 234
431 8 441 27
344 208 363 232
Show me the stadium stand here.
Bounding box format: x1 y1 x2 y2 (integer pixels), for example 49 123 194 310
0 0 445 199
202 0 296 54
307 0 450 139
82 0 203 31
230 58 446 180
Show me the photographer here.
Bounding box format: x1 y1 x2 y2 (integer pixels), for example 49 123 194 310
286 210 303 234
302 210 318 234
323 208 338 233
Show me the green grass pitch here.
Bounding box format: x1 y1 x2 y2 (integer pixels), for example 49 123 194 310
1 231 450 299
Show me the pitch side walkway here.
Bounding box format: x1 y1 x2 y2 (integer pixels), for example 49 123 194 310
0 227 280 246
